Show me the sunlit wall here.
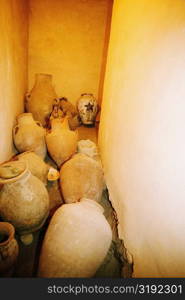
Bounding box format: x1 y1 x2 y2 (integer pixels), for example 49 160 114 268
28 0 112 104
99 0 185 277
0 0 28 163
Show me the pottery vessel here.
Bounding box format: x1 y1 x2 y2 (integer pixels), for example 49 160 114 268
0 222 19 276
0 161 49 236
38 198 112 277
16 151 49 185
46 117 78 167
25 73 58 127
77 139 99 159
60 153 104 203
77 93 98 125
13 113 46 159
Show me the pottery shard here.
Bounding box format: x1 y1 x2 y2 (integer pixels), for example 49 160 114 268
60 153 104 203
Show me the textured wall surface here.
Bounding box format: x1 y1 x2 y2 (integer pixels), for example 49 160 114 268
0 0 28 163
99 0 185 277
28 0 112 104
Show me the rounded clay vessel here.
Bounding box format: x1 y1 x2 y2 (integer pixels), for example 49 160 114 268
13 113 46 159
16 151 49 185
77 93 98 125
0 161 49 235
46 117 78 167
60 153 104 203
38 198 112 277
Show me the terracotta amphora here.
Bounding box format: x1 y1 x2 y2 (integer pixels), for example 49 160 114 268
25 73 58 127
46 117 78 167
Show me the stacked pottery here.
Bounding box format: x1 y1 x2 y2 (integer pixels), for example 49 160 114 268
77 93 98 125
46 117 78 167
38 198 112 278
0 222 19 276
16 151 49 185
0 161 49 243
13 113 46 159
25 73 58 127
60 153 104 203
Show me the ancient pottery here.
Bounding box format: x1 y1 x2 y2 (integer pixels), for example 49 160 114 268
77 139 98 159
60 153 104 203
77 93 98 125
16 151 49 185
46 117 78 167
0 222 19 276
25 73 58 127
0 161 49 237
13 113 46 159
38 198 112 278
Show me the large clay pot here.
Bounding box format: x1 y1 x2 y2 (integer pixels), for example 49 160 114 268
0 222 19 276
38 198 112 278
46 117 78 167
0 161 49 236
13 113 46 159
16 151 49 185
25 73 58 127
77 93 98 125
60 153 104 203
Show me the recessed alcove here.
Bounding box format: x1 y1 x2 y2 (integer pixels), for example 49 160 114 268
1 0 185 279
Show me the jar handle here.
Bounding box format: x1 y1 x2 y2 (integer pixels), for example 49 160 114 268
13 125 19 135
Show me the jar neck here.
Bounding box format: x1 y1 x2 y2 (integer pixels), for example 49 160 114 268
51 119 63 131
35 73 52 86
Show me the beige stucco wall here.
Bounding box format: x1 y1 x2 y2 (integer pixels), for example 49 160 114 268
0 0 28 163
28 0 112 104
99 0 185 277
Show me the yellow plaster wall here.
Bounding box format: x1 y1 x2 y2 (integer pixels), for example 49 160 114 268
0 0 28 163
28 0 112 104
99 0 185 277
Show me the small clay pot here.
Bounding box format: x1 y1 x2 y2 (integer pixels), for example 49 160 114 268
0 222 19 276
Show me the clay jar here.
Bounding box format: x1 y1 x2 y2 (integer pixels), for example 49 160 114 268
0 161 49 237
16 151 49 185
38 198 112 278
13 113 46 159
77 93 98 125
25 73 58 127
0 222 19 276
60 153 104 203
46 117 78 167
